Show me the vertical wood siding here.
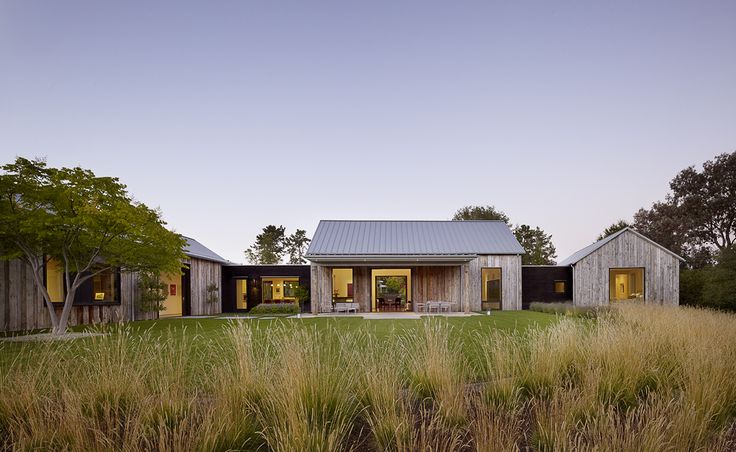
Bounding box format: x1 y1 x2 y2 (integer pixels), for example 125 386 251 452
0 257 223 332
572 230 680 307
189 258 223 316
467 255 523 311
310 264 332 313
412 266 462 310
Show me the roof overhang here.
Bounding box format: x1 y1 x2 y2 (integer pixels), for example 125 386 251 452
305 254 480 265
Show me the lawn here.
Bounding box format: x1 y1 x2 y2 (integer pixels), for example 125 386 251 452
1 306 735 451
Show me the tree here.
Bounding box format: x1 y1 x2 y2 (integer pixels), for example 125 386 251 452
669 152 736 251
513 224 557 265
284 229 311 264
597 220 630 241
452 205 510 224
244 225 286 264
0 157 186 334
137 272 169 313
701 247 736 310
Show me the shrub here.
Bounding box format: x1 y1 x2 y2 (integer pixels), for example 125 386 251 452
529 301 606 318
248 302 299 315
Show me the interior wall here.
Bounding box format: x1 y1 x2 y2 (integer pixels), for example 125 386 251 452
159 272 183 317
331 268 353 298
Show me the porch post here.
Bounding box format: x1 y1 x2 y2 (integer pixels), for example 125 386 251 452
463 263 470 313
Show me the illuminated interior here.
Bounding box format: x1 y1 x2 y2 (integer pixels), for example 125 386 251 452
46 259 65 303
609 268 644 301
372 268 411 311
481 268 502 310
159 273 182 317
236 279 248 309
262 277 300 302
554 281 566 294
91 267 119 302
332 269 353 301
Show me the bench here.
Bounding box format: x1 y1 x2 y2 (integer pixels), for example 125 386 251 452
334 302 359 313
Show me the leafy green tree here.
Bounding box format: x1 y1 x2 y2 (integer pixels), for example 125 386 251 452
0 157 186 334
670 152 736 251
701 247 736 310
284 229 311 264
513 224 557 265
597 220 630 241
244 225 286 264
452 205 510 224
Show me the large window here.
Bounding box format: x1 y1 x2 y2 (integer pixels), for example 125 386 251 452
332 269 353 301
609 268 644 301
262 277 300 302
92 267 119 303
45 259 65 303
481 268 502 310
372 268 411 311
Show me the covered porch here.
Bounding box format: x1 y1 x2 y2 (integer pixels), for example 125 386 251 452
309 260 475 314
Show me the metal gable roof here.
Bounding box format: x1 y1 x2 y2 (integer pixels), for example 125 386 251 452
183 236 229 264
305 220 525 257
558 227 686 266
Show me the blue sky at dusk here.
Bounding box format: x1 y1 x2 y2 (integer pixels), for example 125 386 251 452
1 1 735 262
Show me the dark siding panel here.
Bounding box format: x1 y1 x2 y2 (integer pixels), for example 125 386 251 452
222 265 311 313
521 266 573 307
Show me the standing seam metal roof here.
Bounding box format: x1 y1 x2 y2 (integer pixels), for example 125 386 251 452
183 236 229 263
305 220 525 256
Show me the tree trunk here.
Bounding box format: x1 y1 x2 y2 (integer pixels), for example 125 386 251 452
54 287 78 335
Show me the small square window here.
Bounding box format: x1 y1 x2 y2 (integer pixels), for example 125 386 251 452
554 281 566 294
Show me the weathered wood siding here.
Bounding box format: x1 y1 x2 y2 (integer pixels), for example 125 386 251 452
572 230 680 306
413 266 462 310
310 264 332 313
0 259 140 333
465 255 523 311
353 267 371 312
189 257 223 316
0 257 222 332
308 255 522 314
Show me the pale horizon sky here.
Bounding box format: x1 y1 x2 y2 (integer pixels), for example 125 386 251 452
1 1 735 263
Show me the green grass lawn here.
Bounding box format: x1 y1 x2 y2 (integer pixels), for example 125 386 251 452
0 311 556 369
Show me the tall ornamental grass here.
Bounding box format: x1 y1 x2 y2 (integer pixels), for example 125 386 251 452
1 304 735 451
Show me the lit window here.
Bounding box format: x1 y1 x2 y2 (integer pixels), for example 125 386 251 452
481 268 502 310
46 259 65 303
554 281 566 294
92 268 119 302
609 268 644 301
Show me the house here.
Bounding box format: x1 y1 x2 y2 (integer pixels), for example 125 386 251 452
524 227 684 306
304 220 525 313
0 236 226 332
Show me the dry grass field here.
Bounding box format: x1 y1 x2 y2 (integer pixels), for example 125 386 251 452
1 305 735 451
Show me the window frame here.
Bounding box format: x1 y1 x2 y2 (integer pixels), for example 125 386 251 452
481 267 503 310
553 280 566 294
42 258 122 306
608 267 646 302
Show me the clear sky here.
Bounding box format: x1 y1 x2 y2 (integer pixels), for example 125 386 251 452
1 1 735 263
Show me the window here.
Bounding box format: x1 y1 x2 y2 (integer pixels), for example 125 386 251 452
332 269 353 301
554 281 566 294
91 268 119 303
236 280 248 309
481 268 502 310
261 277 299 302
609 268 644 302
45 259 65 303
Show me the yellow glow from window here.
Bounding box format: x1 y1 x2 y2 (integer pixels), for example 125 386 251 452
609 268 644 301
46 259 64 303
554 281 566 294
